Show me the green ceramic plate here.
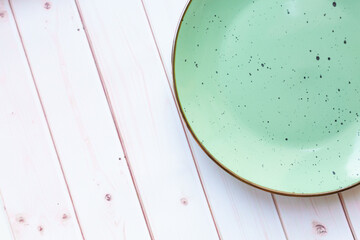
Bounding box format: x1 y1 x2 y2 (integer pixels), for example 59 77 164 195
173 0 360 196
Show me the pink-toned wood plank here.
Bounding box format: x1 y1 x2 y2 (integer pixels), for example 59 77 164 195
275 195 353 239
0 1 83 239
9 0 151 239
340 187 360 239
74 0 220 238
141 0 355 238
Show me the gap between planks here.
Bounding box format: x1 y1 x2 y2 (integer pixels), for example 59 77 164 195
0 191 15 240
139 0 223 239
271 194 289 239
339 193 357 239
73 0 154 239
7 1 85 238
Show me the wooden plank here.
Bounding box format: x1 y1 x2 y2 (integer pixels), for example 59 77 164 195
141 0 286 238
0 194 13 240
9 0 151 239
74 0 220 239
141 0 355 238
189 136 286 239
275 195 353 239
0 1 83 239
340 188 360 239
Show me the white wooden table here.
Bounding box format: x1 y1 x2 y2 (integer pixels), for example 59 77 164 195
1 0 360 239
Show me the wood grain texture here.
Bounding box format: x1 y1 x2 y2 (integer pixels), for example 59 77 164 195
0 1 83 239
1 0 357 238
74 0 220 239
141 0 355 239
275 195 353 239
9 0 151 239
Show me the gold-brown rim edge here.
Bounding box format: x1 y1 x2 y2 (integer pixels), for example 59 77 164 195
171 0 360 197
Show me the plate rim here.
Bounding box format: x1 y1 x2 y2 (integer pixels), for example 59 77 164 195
171 0 360 197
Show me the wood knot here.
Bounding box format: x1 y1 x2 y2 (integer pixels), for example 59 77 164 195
38 225 44 232
17 216 25 223
0 11 6 18
180 197 188 206
105 194 112 201
313 222 327 235
44 2 51 9
62 213 69 220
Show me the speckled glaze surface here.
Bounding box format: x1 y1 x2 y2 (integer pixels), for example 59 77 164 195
173 0 360 195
